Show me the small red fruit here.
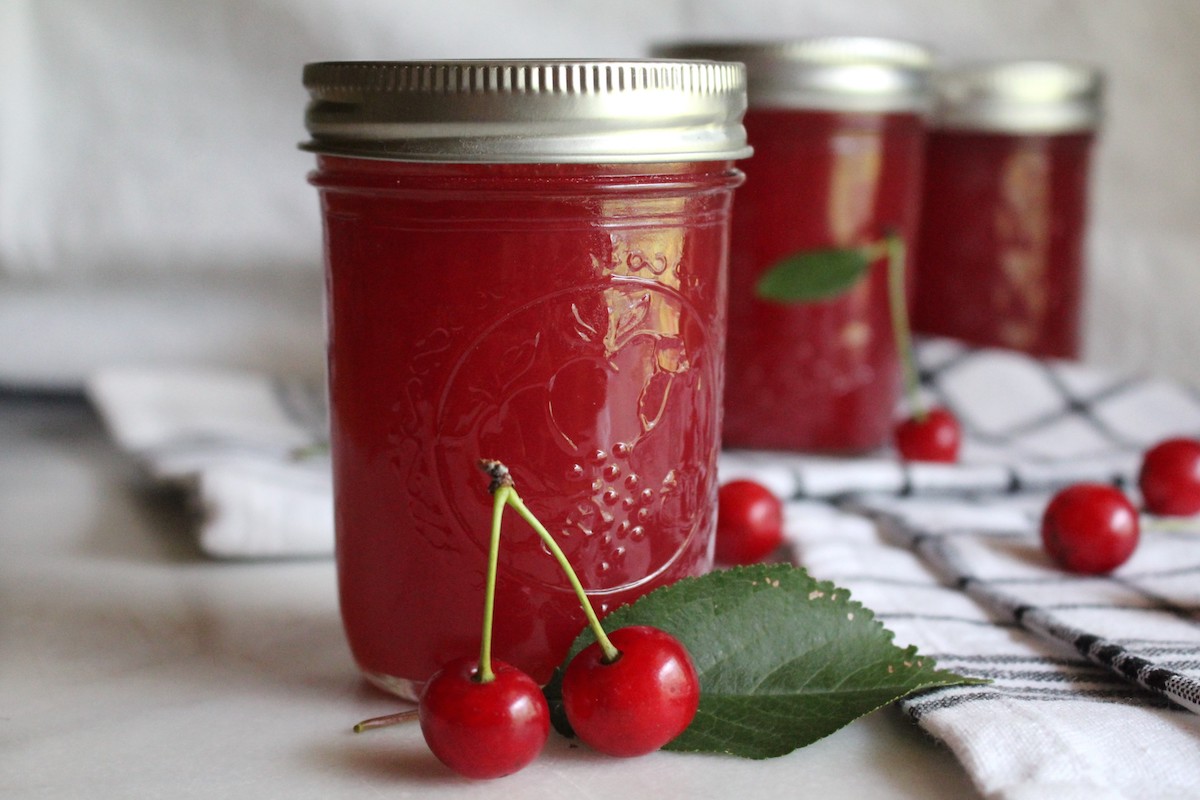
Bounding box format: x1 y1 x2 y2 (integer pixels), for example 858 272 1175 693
561 625 700 757
1040 483 1139 575
1138 437 1200 516
716 479 784 564
894 407 961 463
418 657 549 779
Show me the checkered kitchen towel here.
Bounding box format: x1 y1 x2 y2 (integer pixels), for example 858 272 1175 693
88 339 1200 796
749 491 1200 800
721 340 1200 799
721 337 1200 501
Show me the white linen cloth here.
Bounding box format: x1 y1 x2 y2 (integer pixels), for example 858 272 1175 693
87 339 1200 797
86 367 332 558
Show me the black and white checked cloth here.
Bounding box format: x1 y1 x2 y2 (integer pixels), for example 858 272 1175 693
90 340 1200 796
722 339 1200 799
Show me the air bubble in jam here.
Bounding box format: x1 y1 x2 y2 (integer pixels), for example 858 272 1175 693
612 442 631 458
630 525 646 541
603 463 621 481
590 449 608 465
602 489 619 505
624 473 640 490
566 464 585 481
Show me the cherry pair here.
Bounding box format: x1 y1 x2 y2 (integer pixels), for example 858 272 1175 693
413 461 699 779
419 625 698 779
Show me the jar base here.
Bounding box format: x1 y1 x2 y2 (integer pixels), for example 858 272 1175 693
362 668 422 702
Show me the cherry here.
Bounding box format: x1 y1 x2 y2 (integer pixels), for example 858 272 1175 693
418 657 549 779
716 479 784 564
894 407 961 463
1138 437 1200 516
561 625 700 757
1040 483 1139 575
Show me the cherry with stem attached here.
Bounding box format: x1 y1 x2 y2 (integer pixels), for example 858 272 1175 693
416 470 550 779
883 234 961 463
480 460 701 758
354 461 549 781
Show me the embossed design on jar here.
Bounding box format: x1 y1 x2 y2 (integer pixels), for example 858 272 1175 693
434 280 717 593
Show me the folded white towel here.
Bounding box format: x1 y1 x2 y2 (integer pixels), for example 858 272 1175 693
87 367 331 558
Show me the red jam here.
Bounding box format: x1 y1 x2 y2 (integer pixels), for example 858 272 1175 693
312 157 740 694
913 130 1095 358
723 108 926 452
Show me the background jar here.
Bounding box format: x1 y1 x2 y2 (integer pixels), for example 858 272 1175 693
656 38 933 453
912 61 1103 358
302 60 749 699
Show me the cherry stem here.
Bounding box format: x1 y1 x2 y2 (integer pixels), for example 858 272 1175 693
478 468 620 664
475 483 509 684
504 490 620 662
884 232 925 421
352 708 418 733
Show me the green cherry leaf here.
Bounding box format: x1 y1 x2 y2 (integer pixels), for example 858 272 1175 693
755 247 873 303
544 563 984 759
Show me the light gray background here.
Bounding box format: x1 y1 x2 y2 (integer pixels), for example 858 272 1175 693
2 0 1197 388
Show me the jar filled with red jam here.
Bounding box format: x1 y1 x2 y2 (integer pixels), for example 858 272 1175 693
913 61 1103 358
656 39 933 453
302 61 749 698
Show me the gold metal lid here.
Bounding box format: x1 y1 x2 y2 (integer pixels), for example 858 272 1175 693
653 38 934 113
301 60 752 163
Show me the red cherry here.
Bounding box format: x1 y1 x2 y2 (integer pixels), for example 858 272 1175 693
1138 437 1200 516
894 407 961 463
716 479 784 564
418 657 549 779
1040 483 1139 575
561 625 700 757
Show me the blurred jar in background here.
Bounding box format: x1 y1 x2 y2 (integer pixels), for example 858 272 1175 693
913 61 1103 358
655 38 933 453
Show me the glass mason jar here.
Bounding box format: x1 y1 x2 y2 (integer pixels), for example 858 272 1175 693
655 39 933 453
302 60 749 698
913 61 1103 358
